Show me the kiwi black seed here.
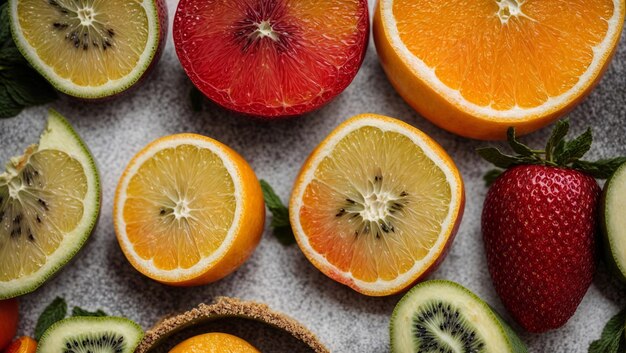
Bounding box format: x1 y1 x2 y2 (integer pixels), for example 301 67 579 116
47 0 116 51
334 171 409 239
411 301 485 353
62 332 126 353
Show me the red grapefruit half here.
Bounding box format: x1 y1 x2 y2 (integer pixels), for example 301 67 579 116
173 0 369 118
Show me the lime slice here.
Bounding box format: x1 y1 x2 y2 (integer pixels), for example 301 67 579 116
0 110 100 299
9 0 166 99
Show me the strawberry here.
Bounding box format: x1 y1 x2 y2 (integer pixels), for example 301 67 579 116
478 120 626 333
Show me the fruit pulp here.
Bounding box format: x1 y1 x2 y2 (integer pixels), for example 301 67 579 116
121 144 236 271
174 0 369 117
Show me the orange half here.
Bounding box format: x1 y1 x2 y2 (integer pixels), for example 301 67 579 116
374 0 625 140
290 114 465 296
114 134 265 286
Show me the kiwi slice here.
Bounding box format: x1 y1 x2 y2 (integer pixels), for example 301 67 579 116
601 162 626 282
37 316 143 353
390 280 527 353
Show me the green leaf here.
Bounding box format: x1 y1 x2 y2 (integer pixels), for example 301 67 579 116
72 307 107 317
0 3 9 45
589 308 626 353
556 128 592 165
483 169 503 187
1 66 58 106
573 158 626 179
189 86 204 112
0 47 27 67
506 127 534 157
0 84 24 119
476 147 521 169
546 119 569 162
35 297 67 341
260 179 295 246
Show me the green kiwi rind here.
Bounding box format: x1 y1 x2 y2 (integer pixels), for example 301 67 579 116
37 316 143 353
0 109 100 299
600 162 626 282
390 279 527 353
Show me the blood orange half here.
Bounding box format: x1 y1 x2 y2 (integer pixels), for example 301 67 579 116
290 114 465 296
173 0 369 118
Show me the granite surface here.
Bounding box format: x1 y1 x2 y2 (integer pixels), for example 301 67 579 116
2 1 626 352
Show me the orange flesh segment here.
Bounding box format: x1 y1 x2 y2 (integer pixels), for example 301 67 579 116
299 127 452 283
123 145 235 271
176 0 366 109
169 333 260 353
16 0 149 86
393 0 614 110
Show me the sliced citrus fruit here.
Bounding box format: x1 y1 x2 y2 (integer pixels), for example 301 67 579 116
9 0 168 99
114 134 265 286
373 0 625 140
169 333 260 353
173 0 369 118
290 114 465 296
5 337 37 353
0 110 100 299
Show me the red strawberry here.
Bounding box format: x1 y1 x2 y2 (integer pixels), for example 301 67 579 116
478 120 625 333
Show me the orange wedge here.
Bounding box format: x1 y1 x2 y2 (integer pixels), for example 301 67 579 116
373 0 625 140
114 134 265 286
290 114 465 296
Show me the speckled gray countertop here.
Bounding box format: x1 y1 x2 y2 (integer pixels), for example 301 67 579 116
2 1 625 352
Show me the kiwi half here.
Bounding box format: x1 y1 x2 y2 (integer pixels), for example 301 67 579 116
37 316 143 353
390 280 527 353
601 162 626 282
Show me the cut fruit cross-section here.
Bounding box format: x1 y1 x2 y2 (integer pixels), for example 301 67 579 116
9 0 168 99
173 0 369 118
0 110 100 299
290 114 465 296
114 134 265 286
374 0 625 140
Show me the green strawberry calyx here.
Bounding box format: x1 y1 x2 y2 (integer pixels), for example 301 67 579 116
477 120 626 186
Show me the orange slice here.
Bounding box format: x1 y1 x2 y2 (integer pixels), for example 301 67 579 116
169 333 260 353
373 0 625 140
114 134 265 286
290 114 465 296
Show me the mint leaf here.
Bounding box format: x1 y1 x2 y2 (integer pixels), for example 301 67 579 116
260 179 295 246
507 127 534 157
35 297 67 340
0 3 10 45
556 128 592 165
72 307 107 317
589 308 626 353
0 84 23 118
546 119 569 162
2 66 57 106
189 86 204 112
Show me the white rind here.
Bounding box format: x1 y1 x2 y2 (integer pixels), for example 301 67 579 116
38 316 143 353
291 115 462 294
9 0 161 98
391 280 512 353
0 110 100 299
114 136 244 281
380 0 624 120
